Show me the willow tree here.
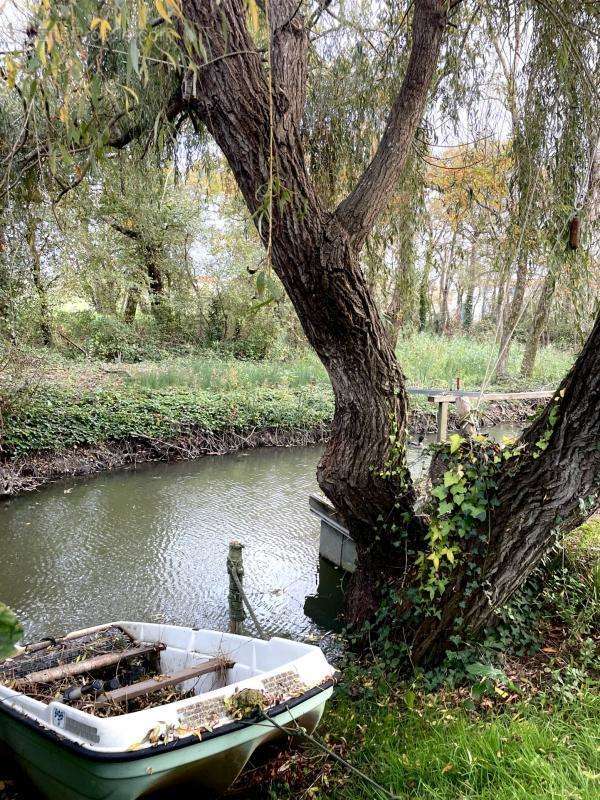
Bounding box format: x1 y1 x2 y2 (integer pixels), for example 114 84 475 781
3 0 600 664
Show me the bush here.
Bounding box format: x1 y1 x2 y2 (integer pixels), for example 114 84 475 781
56 311 163 362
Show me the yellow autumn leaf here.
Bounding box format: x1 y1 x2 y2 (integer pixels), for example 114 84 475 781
154 0 171 23
58 103 69 124
91 17 112 43
165 0 184 19
4 56 17 89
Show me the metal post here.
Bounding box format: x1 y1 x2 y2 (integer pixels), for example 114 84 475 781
436 401 449 443
227 540 245 634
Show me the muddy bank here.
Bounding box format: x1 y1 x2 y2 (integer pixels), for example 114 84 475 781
0 399 543 498
0 423 330 497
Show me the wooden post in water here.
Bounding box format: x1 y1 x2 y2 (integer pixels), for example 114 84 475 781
227 540 245 635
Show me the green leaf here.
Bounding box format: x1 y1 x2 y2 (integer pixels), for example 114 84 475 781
255 270 266 297
0 603 22 658
449 433 464 454
444 470 460 487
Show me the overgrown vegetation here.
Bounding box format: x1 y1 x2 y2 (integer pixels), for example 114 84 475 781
0 385 333 459
237 529 599 799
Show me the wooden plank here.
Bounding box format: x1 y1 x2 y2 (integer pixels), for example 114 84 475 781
428 391 553 404
96 658 234 706
406 388 447 396
15 643 164 687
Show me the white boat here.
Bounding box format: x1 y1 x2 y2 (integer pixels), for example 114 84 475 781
0 621 336 799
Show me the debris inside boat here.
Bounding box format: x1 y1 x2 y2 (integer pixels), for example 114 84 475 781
0 621 336 800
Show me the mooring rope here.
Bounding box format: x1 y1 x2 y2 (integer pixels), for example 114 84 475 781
227 559 268 640
258 707 400 800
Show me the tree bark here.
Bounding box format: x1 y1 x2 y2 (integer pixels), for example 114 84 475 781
385 231 416 348
418 254 431 332
123 287 139 324
495 252 528 378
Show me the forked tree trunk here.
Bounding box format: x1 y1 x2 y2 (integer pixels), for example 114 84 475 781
175 0 600 662
413 309 600 662
181 0 446 619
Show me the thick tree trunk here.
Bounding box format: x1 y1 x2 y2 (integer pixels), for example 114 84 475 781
520 268 556 378
412 307 600 663
181 0 446 619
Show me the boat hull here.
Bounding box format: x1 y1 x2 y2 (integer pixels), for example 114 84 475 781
0 687 332 800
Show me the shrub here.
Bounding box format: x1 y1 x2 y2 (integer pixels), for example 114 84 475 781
56 311 163 362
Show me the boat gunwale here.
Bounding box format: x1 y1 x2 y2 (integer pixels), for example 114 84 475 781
0 680 334 763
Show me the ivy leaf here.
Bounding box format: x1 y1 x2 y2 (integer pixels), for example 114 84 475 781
449 433 464 453
0 603 22 658
438 500 453 516
444 470 460 487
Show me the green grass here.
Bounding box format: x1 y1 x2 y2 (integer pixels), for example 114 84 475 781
125 334 574 393
299 690 600 800
395 333 573 390
125 352 330 391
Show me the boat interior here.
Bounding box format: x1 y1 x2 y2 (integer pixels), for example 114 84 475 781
0 622 315 718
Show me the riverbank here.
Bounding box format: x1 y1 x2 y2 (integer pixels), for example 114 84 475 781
0 383 551 497
0 334 573 497
0 385 333 496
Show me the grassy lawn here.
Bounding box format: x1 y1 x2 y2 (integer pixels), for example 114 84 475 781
286 690 599 800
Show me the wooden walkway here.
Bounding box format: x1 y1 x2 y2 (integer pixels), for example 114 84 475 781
407 387 553 442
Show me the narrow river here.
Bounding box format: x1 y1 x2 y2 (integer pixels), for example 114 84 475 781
0 427 519 645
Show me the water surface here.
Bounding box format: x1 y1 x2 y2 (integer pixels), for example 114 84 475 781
0 425 520 644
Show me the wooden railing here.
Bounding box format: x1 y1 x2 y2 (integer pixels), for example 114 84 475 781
406 388 554 442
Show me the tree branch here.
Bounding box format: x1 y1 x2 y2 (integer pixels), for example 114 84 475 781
269 0 309 132
335 0 447 249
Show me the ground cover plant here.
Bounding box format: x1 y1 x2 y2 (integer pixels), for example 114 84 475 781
233 527 599 799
